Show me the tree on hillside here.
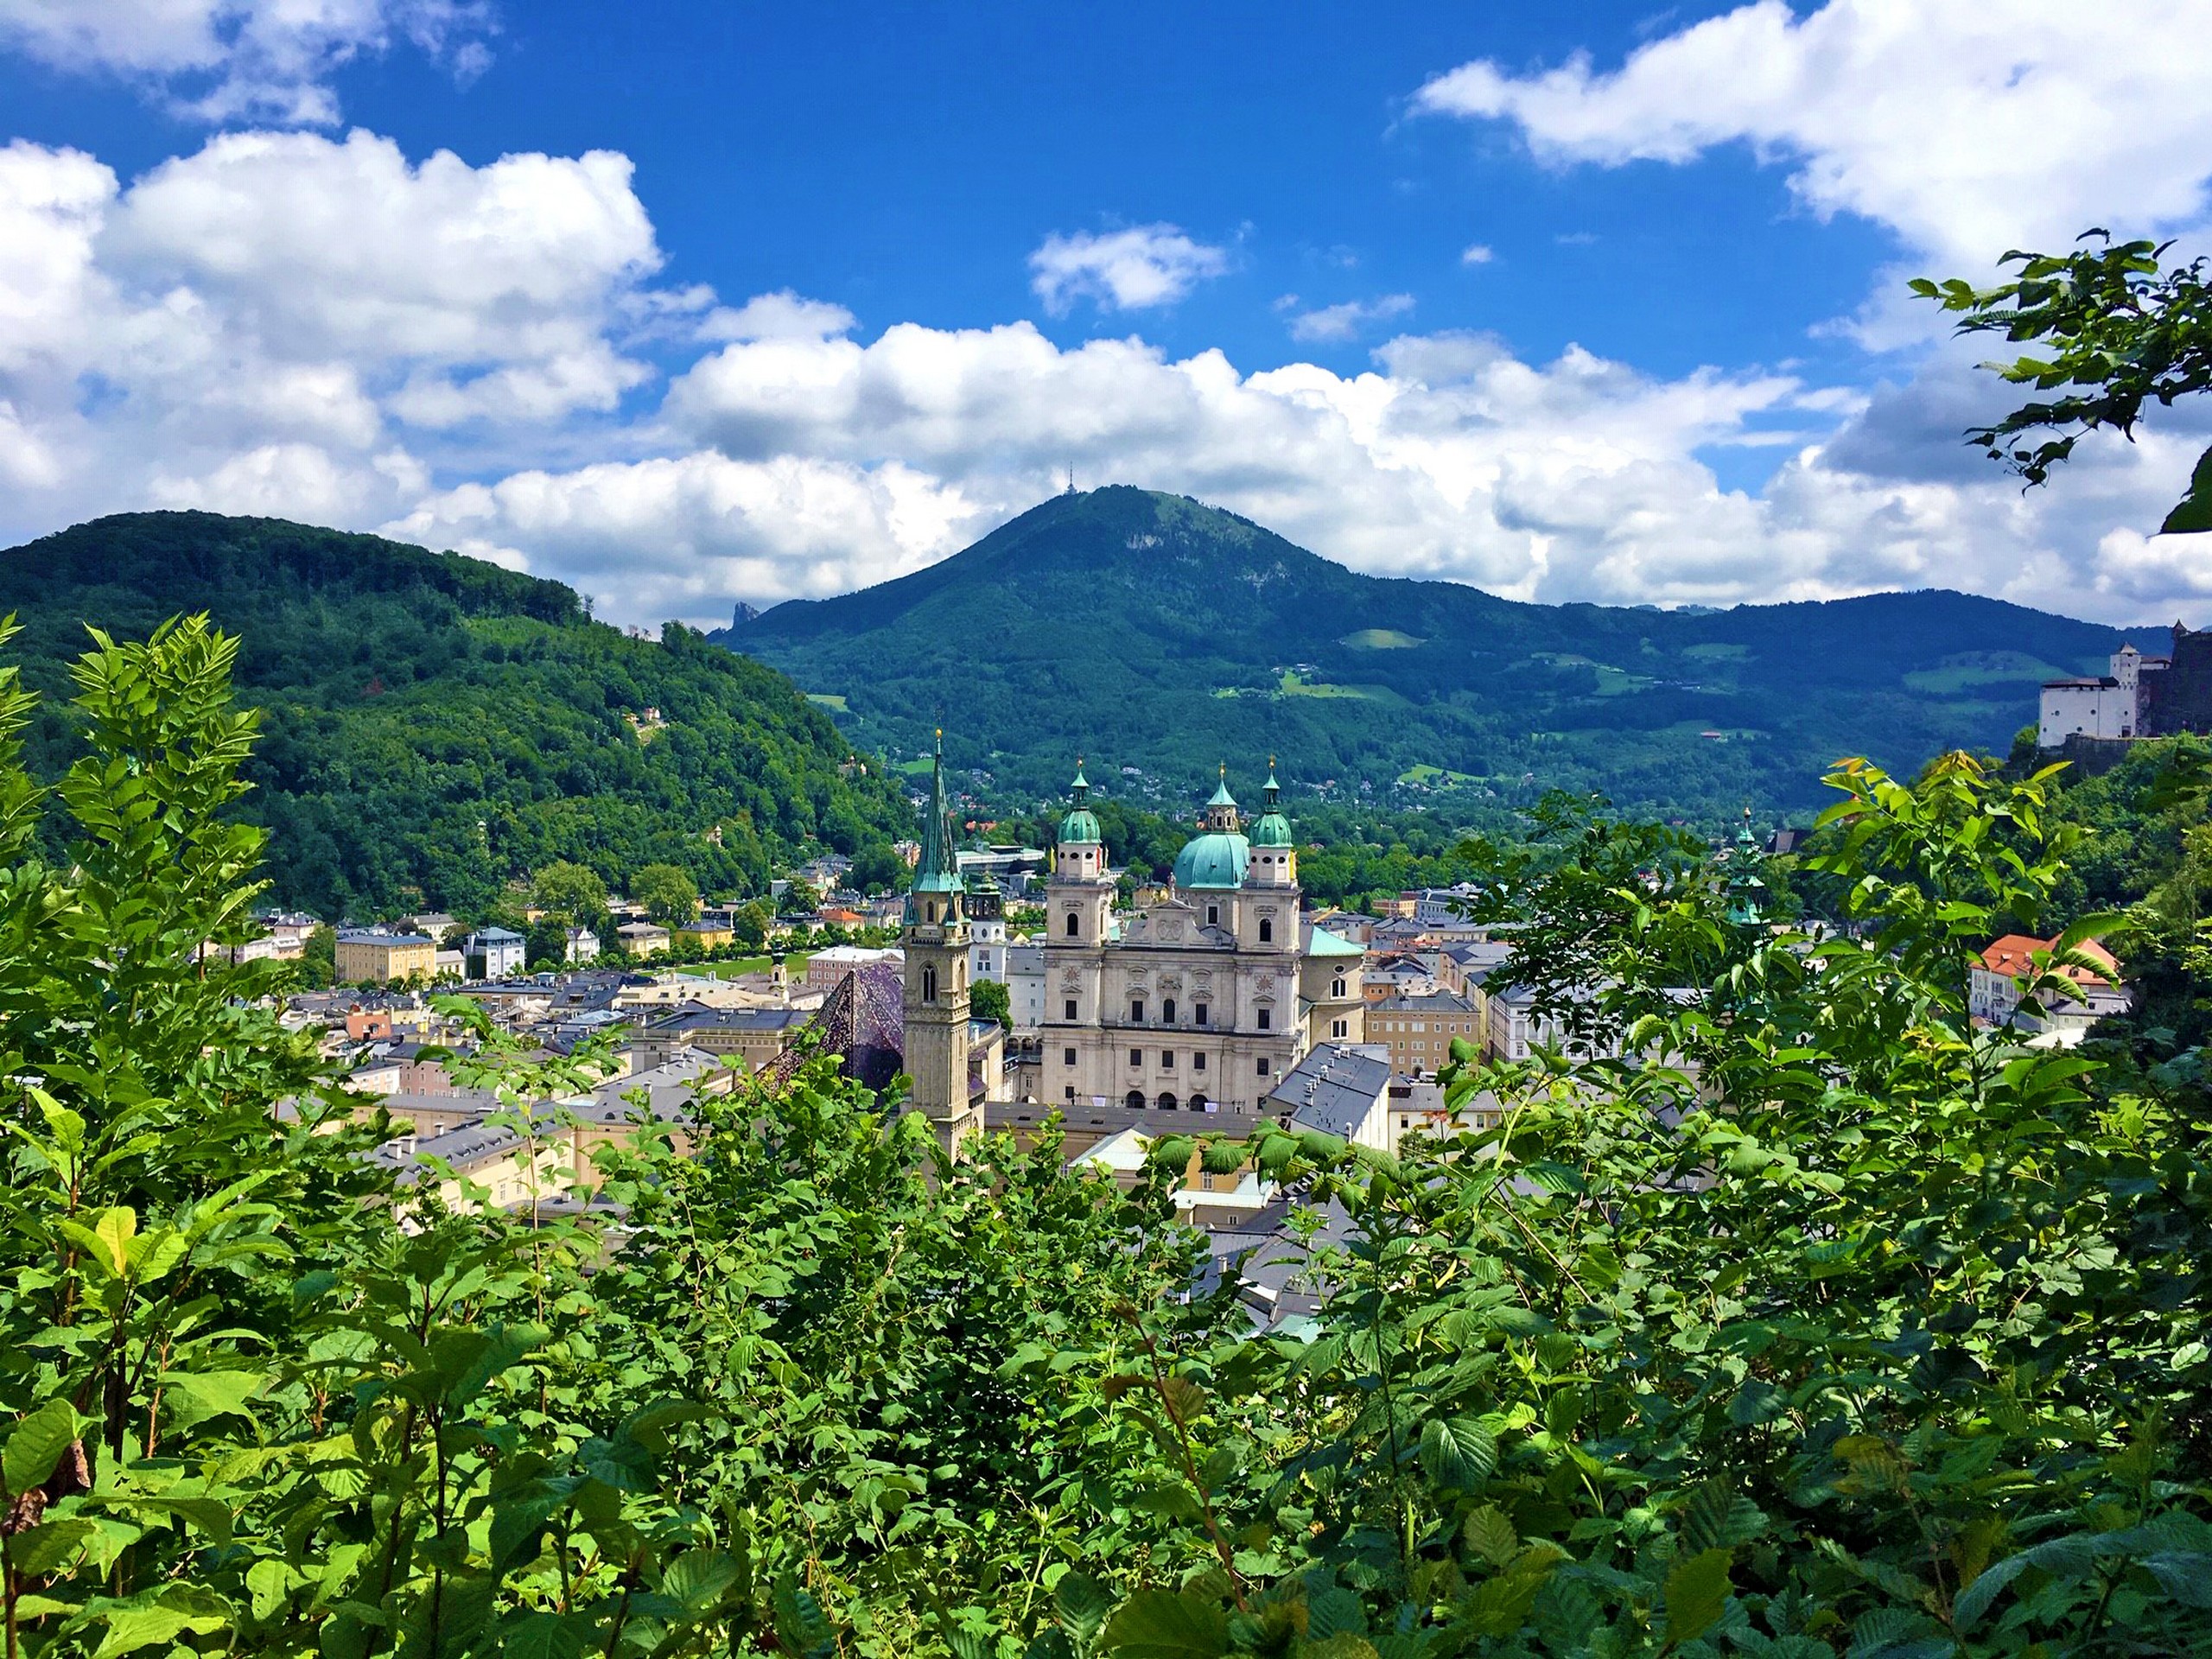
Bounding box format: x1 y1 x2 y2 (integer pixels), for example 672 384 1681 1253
1916 232 2212 530
632 861 700 925
531 858 608 923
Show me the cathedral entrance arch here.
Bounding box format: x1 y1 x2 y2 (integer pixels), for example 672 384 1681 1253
1124 1090 1145 1109
1156 1093 1178 1110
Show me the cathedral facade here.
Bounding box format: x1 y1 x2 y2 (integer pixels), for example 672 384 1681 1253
1038 764 1365 1128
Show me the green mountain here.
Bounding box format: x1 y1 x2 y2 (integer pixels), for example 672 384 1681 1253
717 486 2156 820
0 512 913 918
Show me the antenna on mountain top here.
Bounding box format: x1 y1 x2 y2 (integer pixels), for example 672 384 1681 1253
1064 464 1077 497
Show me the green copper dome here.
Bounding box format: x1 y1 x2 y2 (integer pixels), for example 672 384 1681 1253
1173 831 1249 891
1207 774 1238 810
1249 765 1294 848
1058 760 1102 845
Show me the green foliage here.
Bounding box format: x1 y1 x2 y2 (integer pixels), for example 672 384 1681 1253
3 613 2206 1659
530 861 607 925
722 486 2146 820
1914 231 2212 531
0 513 913 918
629 863 699 927
971 977 1013 1029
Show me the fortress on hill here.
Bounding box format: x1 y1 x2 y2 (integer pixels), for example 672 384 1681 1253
2037 622 2212 751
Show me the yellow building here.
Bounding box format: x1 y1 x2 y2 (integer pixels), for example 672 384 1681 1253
671 922 735 953
1366 992 1482 1080
335 929 438 985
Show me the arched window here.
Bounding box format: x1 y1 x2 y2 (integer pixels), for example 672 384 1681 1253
922 964 937 1002
1157 1092 1178 1110
1331 976 1346 999
1162 997 1177 1024
1124 1090 1145 1109
1065 912 1079 937
1258 917 1274 943
1188 1091 1208 1113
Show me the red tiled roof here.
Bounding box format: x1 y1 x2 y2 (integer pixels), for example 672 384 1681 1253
1980 932 2119 987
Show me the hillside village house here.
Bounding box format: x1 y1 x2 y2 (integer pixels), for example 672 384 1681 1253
335 928 437 986
1970 933 2131 1042
616 921 671 957
671 918 736 952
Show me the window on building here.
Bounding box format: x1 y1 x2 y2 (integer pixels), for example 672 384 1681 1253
1131 998 1145 1023
1331 1019 1348 1039
1192 1052 1206 1071
1332 976 1346 998
1128 1047 1142 1067
1125 1090 1144 1109
922 965 937 1002
1256 1007 1271 1030
1065 912 1078 937
1161 1051 1174 1069
1158 1092 1178 1110
1190 1090 1209 1110
1258 918 1274 943
1065 998 1077 1021
1062 1046 1076 1066
1206 904 1219 925
1065 1085 1076 1101
1256 1058 1270 1077
1195 1001 1210 1026
1162 997 1176 1023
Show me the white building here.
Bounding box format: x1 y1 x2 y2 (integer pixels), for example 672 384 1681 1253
2038 644 2158 748
466 927 527 980
1006 942 1046 1032
1039 764 1365 1120
968 872 1009 984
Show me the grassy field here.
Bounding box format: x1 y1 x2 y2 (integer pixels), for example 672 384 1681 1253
1901 651 2081 694
1397 763 1486 787
1340 627 1422 650
804 691 849 711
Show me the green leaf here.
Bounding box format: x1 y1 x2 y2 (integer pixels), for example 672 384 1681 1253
91 1598 228 1659
1682 1481 1766 1554
4 1398 80 1492
1096 1588 1230 1658
1663 1548 1732 1646
661 1548 742 1612
1305 1587 1366 1640
1462 1505 1518 1569
500 1613 588 1659
2161 441 2212 533
1418 1416 1497 1490
1052 1569 1115 1644
162 1370 264 1432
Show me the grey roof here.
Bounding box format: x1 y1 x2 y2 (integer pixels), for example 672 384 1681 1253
474 926 524 943
640 1004 810 1035
1266 1043 1390 1138
1370 992 1479 1014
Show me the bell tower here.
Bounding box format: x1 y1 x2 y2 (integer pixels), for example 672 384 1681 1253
902 730 979 1155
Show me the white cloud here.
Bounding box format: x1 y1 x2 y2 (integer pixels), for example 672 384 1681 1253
1414 0 2212 323
1287 294 1414 343
1027 224 1230 314
0 0 494 124
1 123 2206 632
1459 243 1495 266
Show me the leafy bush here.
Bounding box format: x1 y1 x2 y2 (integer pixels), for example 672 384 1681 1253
0 619 2204 1658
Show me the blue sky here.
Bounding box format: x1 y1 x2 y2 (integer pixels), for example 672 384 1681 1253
1 1 2208 625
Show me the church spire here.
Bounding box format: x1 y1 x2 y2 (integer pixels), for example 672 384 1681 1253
906 728 965 918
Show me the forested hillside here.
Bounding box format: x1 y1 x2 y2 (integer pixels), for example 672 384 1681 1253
0 512 912 917
721 486 2158 820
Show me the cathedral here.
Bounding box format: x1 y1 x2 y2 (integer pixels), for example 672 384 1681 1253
1035 761 1364 1129
900 744 1365 1154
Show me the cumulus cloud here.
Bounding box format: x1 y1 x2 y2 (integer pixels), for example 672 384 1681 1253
1459 243 1495 266
1287 294 1415 343
0 0 495 125
0 128 685 534
1415 0 2212 333
1027 224 1231 314
1 121 2206 632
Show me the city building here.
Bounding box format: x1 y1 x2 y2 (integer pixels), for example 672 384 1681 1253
899 733 987 1154
969 871 1009 984
1365 992 1483 1078
1006 941 1046 1032
334 928 437 986
1970 933 2130 1040
465 926 526 980
615 921 670 957
1036 762 1365 1124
